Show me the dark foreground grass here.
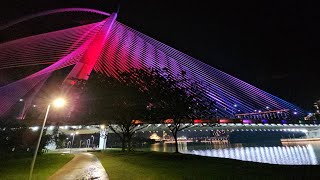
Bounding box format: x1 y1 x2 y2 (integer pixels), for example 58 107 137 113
0 153 74 180
95 150 320 180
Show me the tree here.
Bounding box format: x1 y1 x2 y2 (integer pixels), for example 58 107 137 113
51 126 67 149
85 70 153 151
0 118 54 155
84 68 216 152
144 69 217 153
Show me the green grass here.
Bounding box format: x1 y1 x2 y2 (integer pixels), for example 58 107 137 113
0 153 74 180
95 150 320 180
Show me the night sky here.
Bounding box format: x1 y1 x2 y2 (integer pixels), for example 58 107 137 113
0 0 319 111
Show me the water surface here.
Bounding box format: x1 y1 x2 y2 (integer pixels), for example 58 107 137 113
138 141 320 165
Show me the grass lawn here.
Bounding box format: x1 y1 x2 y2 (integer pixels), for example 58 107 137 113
95 150 320 180
0 153 74 180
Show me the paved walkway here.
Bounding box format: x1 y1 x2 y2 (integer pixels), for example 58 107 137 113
48 153 108 180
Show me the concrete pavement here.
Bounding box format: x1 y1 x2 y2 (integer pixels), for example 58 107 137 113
48 153 108 180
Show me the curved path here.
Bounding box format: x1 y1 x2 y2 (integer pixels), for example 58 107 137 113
48 153 108 180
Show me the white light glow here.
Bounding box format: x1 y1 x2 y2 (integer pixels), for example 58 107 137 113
53 98 65 108
31 126 39 131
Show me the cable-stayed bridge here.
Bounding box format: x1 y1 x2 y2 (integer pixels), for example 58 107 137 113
0 8 306 121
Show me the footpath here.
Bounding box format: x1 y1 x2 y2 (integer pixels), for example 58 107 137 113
48 152 108 180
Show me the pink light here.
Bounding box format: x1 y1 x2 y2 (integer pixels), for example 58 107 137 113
242 119 252 124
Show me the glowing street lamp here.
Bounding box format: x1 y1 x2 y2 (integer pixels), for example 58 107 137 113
28 97 66 180
53 98 66 108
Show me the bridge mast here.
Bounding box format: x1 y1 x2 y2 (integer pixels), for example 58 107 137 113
59 12 117 121
62 12 117 87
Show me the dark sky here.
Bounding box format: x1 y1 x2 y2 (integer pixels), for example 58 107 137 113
0 0 319 111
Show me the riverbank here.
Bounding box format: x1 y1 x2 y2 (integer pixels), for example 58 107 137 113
95 150 320 179
0 153 74 179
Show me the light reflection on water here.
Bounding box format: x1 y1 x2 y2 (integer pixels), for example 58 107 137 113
143 141 320 165
184 145 317 165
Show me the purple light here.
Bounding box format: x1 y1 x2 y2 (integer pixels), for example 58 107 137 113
0 9 306 118
242 119 252 124
0 8 110 31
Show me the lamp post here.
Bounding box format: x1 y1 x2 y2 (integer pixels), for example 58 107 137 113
70 131 78 153
87 139 91 148
28 98 65 180
91 135 95 148
67 141 71 148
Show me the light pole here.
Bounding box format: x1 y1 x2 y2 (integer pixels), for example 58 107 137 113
70 133 75 153
91 135 95 148
70 131 78 153
67 141 71 148
86 139 91 148
28 98 65 180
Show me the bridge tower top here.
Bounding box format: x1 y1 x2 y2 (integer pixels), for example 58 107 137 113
62 12 117 88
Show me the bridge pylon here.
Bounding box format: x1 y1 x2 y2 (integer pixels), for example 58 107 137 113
62 12 117 92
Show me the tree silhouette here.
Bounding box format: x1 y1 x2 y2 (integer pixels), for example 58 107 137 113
83 68 216 152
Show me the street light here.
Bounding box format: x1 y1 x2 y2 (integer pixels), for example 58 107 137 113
70 131 79 153
79 140 83 148
91 135 95 148
28 97 66 180
86 139 91 148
